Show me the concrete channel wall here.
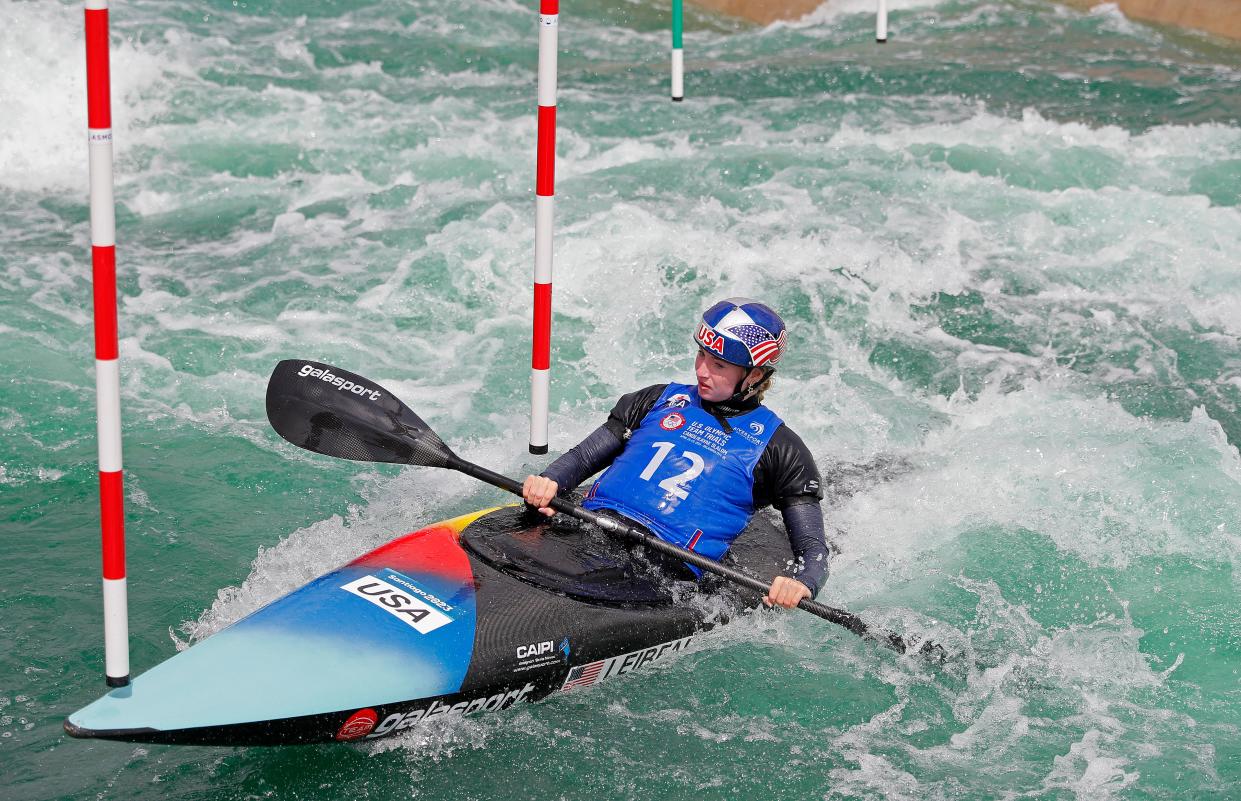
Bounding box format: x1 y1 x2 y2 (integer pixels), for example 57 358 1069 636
687 0 1241 41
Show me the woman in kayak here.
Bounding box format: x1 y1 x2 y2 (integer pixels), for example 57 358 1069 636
522 297 828 610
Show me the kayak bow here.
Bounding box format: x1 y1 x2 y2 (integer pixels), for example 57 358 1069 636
65 505 786 746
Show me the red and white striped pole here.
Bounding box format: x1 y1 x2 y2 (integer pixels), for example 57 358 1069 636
85 0 129 688
530 0 558 455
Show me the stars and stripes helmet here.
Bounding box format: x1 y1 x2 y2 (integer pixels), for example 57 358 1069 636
693 297 787 371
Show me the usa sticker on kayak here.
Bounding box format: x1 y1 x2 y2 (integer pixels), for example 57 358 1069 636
560 636 693 691
340 574 453 634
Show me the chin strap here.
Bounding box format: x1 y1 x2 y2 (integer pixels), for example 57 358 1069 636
702 369 771 429
735 374 761 402
730 366 773 406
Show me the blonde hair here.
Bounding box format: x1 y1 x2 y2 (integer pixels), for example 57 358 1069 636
750 371 774 403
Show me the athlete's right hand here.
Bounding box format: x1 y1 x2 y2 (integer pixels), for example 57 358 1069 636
522 475 559 517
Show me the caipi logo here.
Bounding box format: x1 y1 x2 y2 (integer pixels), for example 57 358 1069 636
517 640 555 659
298 364 383 401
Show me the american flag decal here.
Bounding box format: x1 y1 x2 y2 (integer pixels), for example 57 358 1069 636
562 660 606 690
729 325 786 366
559 636 695 692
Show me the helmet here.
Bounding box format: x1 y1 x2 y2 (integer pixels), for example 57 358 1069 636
693 297 787 371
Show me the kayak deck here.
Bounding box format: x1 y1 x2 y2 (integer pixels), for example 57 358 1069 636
66 506 791 746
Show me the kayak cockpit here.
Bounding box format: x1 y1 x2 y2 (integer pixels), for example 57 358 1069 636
460 506 791 607
462 507 682 605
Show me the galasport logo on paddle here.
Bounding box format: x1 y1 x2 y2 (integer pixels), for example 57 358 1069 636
340 574 453 634
335 708 378 741
660 412 686 431
297 364 383 402
561 636 693 691
367 684 536 739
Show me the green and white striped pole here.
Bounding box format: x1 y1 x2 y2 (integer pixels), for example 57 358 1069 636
671 0 684 101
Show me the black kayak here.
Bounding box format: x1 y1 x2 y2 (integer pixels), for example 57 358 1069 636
65 505 793 746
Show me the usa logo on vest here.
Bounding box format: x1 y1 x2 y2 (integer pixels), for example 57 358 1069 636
660 412 686 431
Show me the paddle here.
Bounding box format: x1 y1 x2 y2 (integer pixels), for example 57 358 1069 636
265 359 942 659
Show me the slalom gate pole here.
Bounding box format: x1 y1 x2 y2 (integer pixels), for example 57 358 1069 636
671 0 684 101
530 0 558 455
877 0 888 43
85 0 129 688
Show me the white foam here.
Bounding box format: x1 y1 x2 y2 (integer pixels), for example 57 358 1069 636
826 751 925 801
557 133 697 182
14 4 1225 791
0 2 170 193
1087 2 1156 41
1039 729 1141 799
779 0 951 29
829 384 1241 592
176 414 562 644
127 189 179 217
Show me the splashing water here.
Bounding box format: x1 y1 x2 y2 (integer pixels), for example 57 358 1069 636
2 0 1239 798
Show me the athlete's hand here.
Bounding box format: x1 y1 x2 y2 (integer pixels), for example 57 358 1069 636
763 576 811 609
522 475 559 517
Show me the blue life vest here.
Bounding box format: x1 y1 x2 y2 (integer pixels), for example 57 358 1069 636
582 383 782 574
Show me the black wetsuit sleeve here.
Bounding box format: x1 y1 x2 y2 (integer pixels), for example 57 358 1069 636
539 384 667 491
781 502 830 598
539 425 625 492
601 384 668 441
753 425 829 597
753 426 823 509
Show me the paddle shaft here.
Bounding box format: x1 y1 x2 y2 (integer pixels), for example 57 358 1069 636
264 359 923 656
449 455 902 650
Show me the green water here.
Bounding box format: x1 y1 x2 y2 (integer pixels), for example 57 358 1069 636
3 0 1240 798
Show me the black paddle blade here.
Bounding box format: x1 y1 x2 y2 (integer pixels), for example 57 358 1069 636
266 360 454 468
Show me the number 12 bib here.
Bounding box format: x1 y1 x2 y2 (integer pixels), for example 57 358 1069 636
583 383 781 570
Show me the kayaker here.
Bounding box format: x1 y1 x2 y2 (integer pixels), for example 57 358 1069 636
523 297 828 610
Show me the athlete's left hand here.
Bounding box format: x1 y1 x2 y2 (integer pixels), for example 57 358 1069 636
763 576 810 609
